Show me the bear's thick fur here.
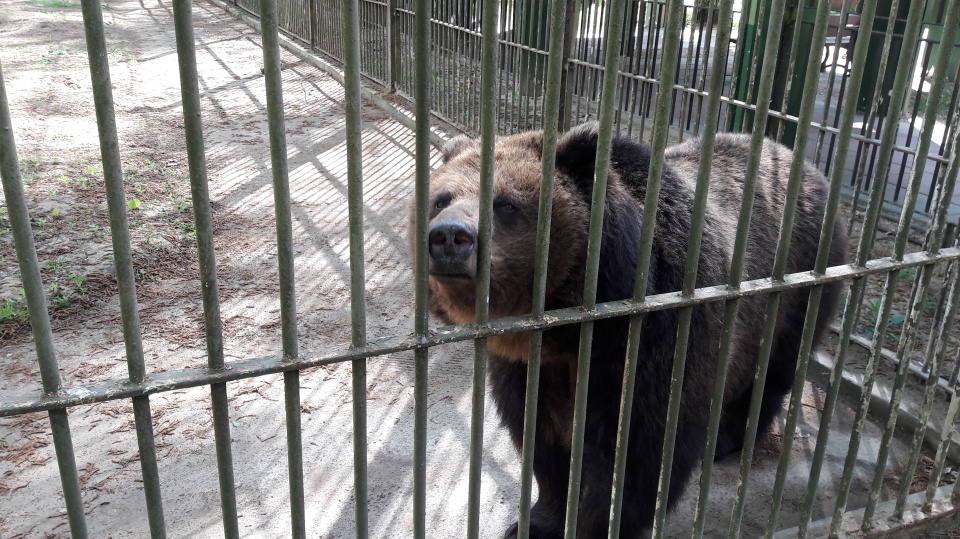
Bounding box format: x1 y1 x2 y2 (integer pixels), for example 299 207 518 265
407 122 847 538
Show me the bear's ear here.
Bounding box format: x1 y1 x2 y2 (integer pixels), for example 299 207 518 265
555 122 601 189
441 135 475 163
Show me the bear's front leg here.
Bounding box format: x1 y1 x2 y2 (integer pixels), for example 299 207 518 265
502 443 570 539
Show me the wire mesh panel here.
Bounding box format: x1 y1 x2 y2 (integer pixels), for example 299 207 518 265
3 0 960 537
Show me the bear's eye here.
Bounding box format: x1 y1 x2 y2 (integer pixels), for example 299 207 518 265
494 198 518 216
433 194 452 210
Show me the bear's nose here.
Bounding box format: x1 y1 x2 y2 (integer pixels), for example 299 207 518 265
428 221 476 264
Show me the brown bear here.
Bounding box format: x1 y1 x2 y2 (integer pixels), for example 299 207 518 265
407 122 847 538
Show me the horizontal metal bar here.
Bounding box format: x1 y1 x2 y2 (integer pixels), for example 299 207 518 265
3 248 958 417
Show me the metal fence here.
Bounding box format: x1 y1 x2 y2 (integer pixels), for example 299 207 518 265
2 0 960 538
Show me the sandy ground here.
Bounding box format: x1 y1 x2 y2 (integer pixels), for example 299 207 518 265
0 0 953 538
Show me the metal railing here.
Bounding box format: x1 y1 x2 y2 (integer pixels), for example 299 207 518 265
2 0 960 538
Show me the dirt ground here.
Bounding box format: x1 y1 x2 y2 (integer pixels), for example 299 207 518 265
1 0 959 537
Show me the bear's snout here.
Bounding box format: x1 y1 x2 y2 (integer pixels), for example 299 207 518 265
428 220 477 278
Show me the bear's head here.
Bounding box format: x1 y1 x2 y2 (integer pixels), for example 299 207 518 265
408 123 637 361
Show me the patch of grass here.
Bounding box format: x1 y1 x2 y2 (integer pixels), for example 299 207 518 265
0 290 28 323
48 256 67 272
26 0 81 8
18 154 43 184
168 193 191 213
916 90 954 119
898 267 917 281
172 217 195 237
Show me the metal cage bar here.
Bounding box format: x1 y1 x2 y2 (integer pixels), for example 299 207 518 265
861 0 960 527
340 0 371 535
465 0 497 532
647 0 735 536
411 0 431 534
0 62 89 539
514 0 569 537
757 0 834 535
80 0 168 534
257 0 307 535
793 2 882 536
721 2 788 537
686 3 738 537
170 0 239 534
561 0 630 534
6 0 960 534
826 0 930 533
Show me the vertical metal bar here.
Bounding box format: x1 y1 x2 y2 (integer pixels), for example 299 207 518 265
411 0 430 537
690 1 715 134
773 0 803 143
512 0 567 539
78 0 168 534
571 0 588 123
413 0 432 538
308 0 317 48
496 1 510 133
79 0 145 392
258 0 306 534
723 0 752 128
170 0 237 535
675 5 696 141
557 0 578 132
713 0 789 535
132 396 165 538
260 0 300 385
895 261 960 517
635 1 658 138
811 0 852 165
626 0 733 534
924 367 960 509
342 0 370 535
465 0 502 530
0 63 89 539
844 0 900 238
282 372 305 536
48 409 89 538
561 0 628 535
683 28 741 539
747 1 833 534
825 0 929 533
792 6 879 539
860 0 960 526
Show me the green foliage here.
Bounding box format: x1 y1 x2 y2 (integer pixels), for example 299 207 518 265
26 0 81 8
0 290 28 323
